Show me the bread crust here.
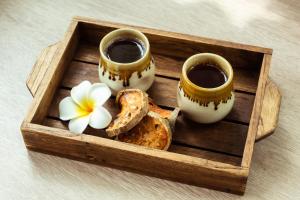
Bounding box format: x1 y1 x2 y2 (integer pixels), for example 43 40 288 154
106 89 149 137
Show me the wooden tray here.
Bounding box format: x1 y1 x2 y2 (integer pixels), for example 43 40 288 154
21 16 281 195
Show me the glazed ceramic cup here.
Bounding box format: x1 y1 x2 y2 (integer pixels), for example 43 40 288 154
177 53 234 123
99 28 155 95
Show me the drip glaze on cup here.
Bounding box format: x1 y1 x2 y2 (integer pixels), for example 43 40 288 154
99 28 155 95
177 53 235 124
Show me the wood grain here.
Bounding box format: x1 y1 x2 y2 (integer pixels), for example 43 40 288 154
43 118 242 166
3 0 298 199
21 122 248 194
75 16 272 54
241 54 271 167
20 17 279 195
26 43 60 96
21 18 255 194
256 79 281 141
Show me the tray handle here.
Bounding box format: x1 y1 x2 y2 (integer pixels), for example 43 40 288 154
256 79 281 141
26 43 281 142
26 42 60 96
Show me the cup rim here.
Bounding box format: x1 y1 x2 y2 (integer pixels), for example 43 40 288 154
182 53 234 93
99 28 150 67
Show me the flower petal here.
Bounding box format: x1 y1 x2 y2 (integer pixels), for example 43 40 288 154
68 115 90 134
71 80 92 109
59 97 81 120
89 106 112 129
88 83 111 106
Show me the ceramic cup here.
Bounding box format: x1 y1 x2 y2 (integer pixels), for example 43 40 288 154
177 53 234 123
99 28 155 95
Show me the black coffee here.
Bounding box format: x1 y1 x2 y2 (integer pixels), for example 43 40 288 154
187 63 227 88
106 39 144 63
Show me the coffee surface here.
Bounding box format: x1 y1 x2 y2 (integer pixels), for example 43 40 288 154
187 64 227 88
106 39 144 63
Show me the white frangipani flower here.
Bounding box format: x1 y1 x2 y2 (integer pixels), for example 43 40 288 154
59 81 112 134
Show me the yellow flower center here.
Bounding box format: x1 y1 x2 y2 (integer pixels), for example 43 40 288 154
76 98 95 116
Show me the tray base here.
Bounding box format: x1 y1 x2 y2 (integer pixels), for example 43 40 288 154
26 42 281 141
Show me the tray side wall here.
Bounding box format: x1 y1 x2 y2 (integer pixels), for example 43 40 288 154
21 122 248 194
23 20 79 124
77 18 266 71
241 54 272 167
74 16 272 54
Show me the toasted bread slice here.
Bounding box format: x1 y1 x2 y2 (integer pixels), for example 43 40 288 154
148 98 172 118
106 89 148 137
117 111 172 150
148 98 180 132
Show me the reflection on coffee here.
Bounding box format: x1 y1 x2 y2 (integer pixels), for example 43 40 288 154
106 39 144 63
187 63 227 88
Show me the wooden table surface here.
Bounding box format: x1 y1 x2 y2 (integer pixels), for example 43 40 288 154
1 0 299 199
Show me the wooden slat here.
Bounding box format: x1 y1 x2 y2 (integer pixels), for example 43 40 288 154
48 89 247 156
61 61 255 124
174 117 247 156
168 145 241 166
74 43 259 93
44 117 108 138
43 118 242 166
